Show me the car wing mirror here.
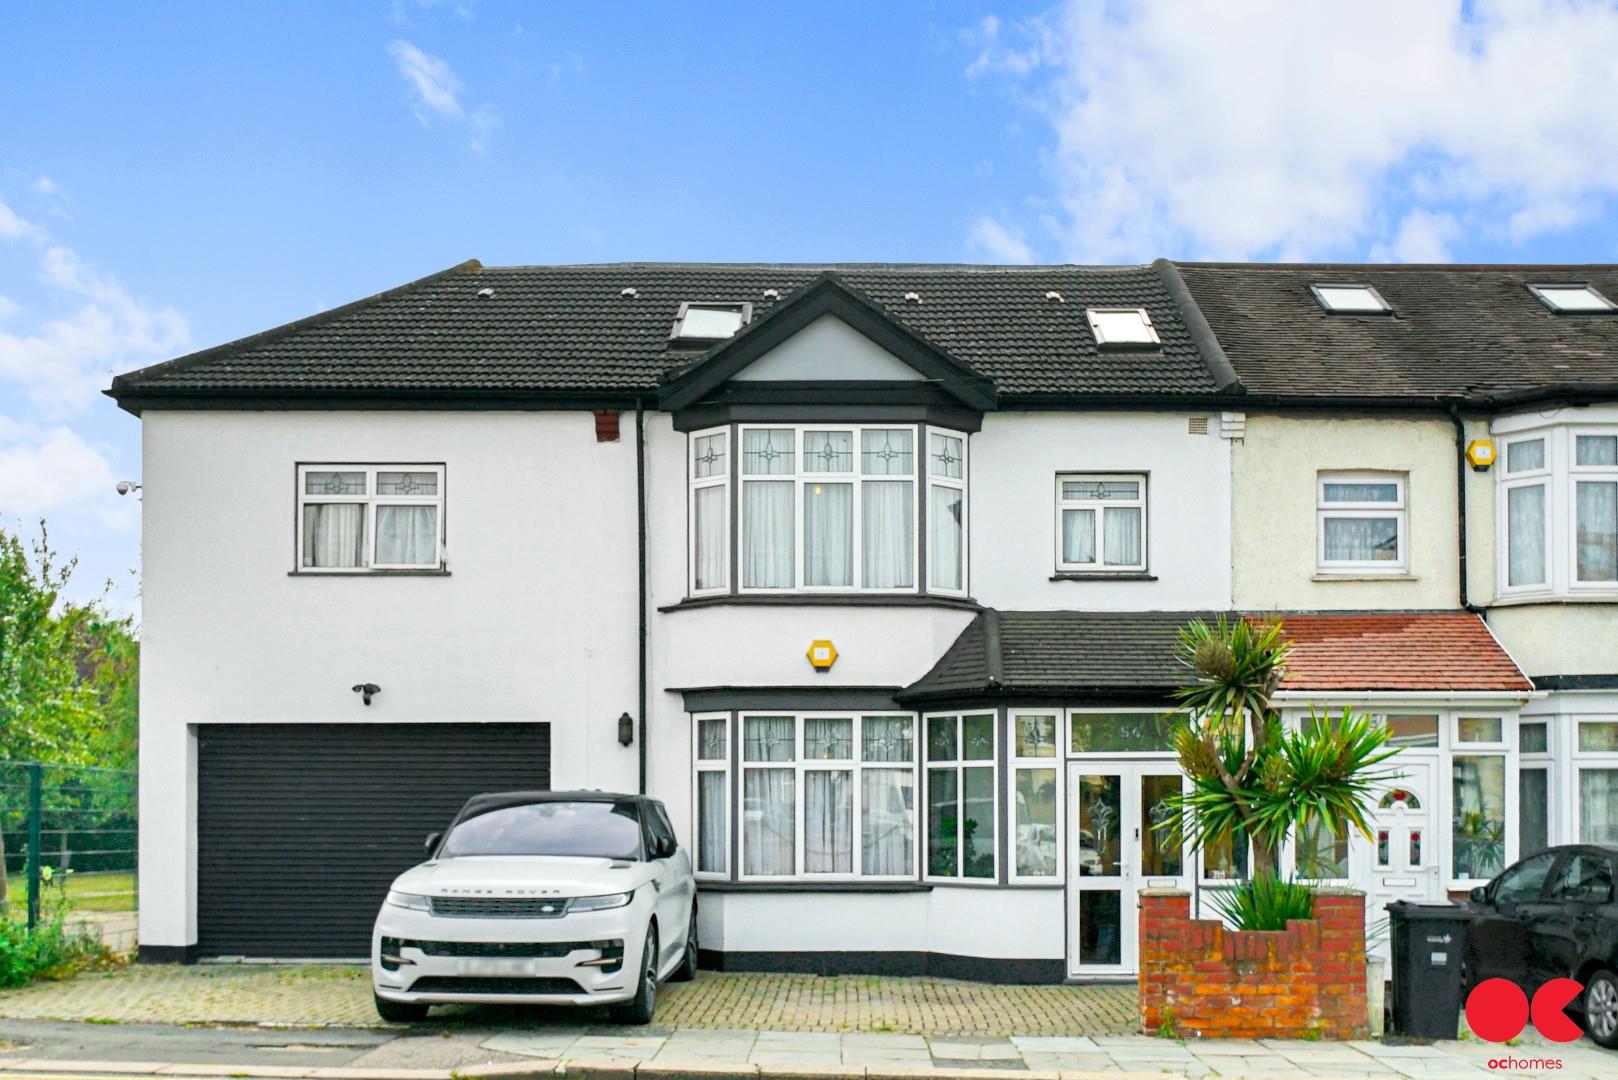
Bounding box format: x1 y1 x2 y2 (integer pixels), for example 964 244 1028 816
424 831 442 857
1468 885 1488 904
657 837 678 859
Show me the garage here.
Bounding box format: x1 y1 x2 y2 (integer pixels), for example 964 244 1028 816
197 722 550 959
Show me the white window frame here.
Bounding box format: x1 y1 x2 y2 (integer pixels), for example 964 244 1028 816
1527 283 1617 313
295 463 445 573
1499 434 1553 595
1316 471 1407 575
1516 716 1554 856
1085 307 1161 348
926 427 969 596
691 713 731 880
1008 710 1064 884
1309 282 1392 314
922 710 1000 884
689 428 730 596
1572 717 1618 847
671 301 753 340
1569 429 1618 591
736 424 924 595
735 712 919 882
1054 473 1148 573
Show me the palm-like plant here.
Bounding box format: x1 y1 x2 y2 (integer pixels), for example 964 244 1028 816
1159 616 1398 880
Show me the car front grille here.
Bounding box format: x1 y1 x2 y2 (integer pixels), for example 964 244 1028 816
411 940 592 958
409 976 584 995
428 896 569 918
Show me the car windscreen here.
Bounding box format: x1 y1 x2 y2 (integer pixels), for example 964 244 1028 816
439 800 643 860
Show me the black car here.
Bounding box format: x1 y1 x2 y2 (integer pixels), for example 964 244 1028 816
1464 844 1618 1048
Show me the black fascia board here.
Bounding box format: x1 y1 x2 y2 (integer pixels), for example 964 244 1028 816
657 273 998 413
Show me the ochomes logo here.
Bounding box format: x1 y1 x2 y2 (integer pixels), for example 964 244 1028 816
1467 977 1581 1070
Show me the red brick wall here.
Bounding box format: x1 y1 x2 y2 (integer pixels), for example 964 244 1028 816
1138 888 1368 1039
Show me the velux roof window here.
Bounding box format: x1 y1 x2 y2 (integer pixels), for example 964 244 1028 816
672 302 752 341
1085 307 1160 349
1310 283 1391 314
1527 283 1616 313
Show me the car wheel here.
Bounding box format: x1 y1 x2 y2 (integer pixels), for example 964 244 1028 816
1583 969 1618 1049
671 906 698 982
373 992 429 1023
611 924 658 1025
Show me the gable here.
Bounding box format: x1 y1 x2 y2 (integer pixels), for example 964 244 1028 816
731 314 926 382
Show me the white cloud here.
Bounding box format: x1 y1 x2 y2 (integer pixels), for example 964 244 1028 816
0 421 118 518
967 216 1037 263
387 39 500 153
0 198 42 241
0 197 190 415
971 0 1618 261
1371 209 1460 264
30 175 61 197
0 294 19 320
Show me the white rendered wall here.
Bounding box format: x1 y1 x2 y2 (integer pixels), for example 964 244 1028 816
137 411 642 948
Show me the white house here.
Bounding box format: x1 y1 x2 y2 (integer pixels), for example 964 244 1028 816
110 259 1613 979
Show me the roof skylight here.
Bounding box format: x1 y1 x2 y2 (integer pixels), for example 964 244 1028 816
1528 283 1616 313
1311 283 1391 314
672 302 752 341
1086 307 1160 349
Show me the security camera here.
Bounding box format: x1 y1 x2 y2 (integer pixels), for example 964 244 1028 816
115 480 141 496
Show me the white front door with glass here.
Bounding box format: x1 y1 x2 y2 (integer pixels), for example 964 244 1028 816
1067 762 1190 976
1363 761 1443 916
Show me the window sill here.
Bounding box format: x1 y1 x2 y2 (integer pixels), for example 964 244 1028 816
1050 572 1157 582
1310 572 1417 582
287 569 451 577
660 594 981 613
697 881 932 894
1489 592 1618 606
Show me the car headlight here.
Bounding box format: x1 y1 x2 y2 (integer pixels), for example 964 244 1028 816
385 890 431 912
569 890 634 913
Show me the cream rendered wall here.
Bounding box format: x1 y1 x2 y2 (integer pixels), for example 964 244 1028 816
1232 415 1459 611
138 410 642 948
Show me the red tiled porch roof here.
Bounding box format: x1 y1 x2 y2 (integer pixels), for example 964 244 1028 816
1267 612 1532 693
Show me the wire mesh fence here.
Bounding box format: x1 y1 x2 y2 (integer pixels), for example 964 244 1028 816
0 761 137 927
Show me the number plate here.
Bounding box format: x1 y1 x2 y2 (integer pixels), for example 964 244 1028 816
459 958 539 977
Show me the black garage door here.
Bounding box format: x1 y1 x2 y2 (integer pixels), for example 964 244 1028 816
197 722 550 958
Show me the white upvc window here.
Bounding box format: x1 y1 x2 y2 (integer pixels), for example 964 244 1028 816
1573 717 1618 847
1009 711 1062 882
296 464 444 572
1316 472 1406 574
927 430 968 595
923 711 998 882
689 429 730 594
1055 474 1146 572
1496 424 1618 598
692 714 730 878
1517 717 1553 858
736 713 917 881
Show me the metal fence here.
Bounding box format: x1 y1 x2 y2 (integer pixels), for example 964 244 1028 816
0 761 137 928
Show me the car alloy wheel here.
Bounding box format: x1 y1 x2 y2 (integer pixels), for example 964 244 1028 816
1586 971 1618 1047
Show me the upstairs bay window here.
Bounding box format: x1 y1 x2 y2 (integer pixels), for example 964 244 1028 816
1499 425 1618 596
690 424 968 596
297 464 444 572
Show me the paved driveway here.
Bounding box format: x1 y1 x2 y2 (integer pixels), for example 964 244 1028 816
0 964 1138 1036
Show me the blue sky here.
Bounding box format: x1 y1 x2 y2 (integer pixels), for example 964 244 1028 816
5 1 1618 615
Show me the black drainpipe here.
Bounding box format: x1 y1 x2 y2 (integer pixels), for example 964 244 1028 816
636 397 649 793
1448 405 1485 616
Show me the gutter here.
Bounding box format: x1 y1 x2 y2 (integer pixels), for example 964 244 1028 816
636 398 649 794
1448 405 1486 615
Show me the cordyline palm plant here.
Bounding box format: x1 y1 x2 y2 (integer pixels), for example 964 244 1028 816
1158 615 1399 880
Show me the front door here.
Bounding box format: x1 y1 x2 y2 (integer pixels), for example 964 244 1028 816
1359 759 1442 961
1067 761 1189 976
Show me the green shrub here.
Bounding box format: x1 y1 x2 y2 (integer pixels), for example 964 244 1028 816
1210 873 1315 931
0 915 112 988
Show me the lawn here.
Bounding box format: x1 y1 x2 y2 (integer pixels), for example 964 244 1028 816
4 870 135 913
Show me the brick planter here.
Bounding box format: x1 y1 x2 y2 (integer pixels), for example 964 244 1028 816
1138 887 1368 1040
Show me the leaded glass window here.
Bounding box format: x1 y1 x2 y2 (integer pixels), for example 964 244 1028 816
297 464 444 572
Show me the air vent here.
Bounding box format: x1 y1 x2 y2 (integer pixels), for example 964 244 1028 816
1187 416 1209 435
1045 291 1064 303
476 287 495 299
762 288 780 300
620 287 638 299
903 291 921 304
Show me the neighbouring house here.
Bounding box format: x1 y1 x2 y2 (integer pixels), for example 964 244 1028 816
109 259 1615 979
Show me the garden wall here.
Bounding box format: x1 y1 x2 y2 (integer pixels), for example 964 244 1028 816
1138 887 1368 1039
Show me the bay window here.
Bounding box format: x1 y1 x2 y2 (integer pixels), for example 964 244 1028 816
1518 719 1551 857
297 464 444 572
733 713 917 879
1317 472 1406 574
1055 474 1146 572
1010 712 1060 881
690 424 967 597
1499 424 1618 596
1577 719 1618 846
1452 711 1508 881
925 712 997 880
692 715 729 877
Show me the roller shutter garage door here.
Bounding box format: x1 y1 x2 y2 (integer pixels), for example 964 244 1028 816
197 722 550 958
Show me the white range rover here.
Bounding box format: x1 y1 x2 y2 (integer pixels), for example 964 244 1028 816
371 791 697 1024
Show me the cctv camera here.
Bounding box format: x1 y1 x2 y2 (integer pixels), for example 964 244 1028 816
116 481 134 496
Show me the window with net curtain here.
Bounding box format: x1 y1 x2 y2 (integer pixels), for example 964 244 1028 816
1575 434 1618 583
1317 473 1405 572
299 466 442 571
1578 721 1618 846
697 425 965 595
734 714 916 878
1056 475 1145 571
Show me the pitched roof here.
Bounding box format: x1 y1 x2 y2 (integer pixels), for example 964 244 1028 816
107 261 1225 411
1273 612 1533 693
898 609 1531 702
1173 262 1618 404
